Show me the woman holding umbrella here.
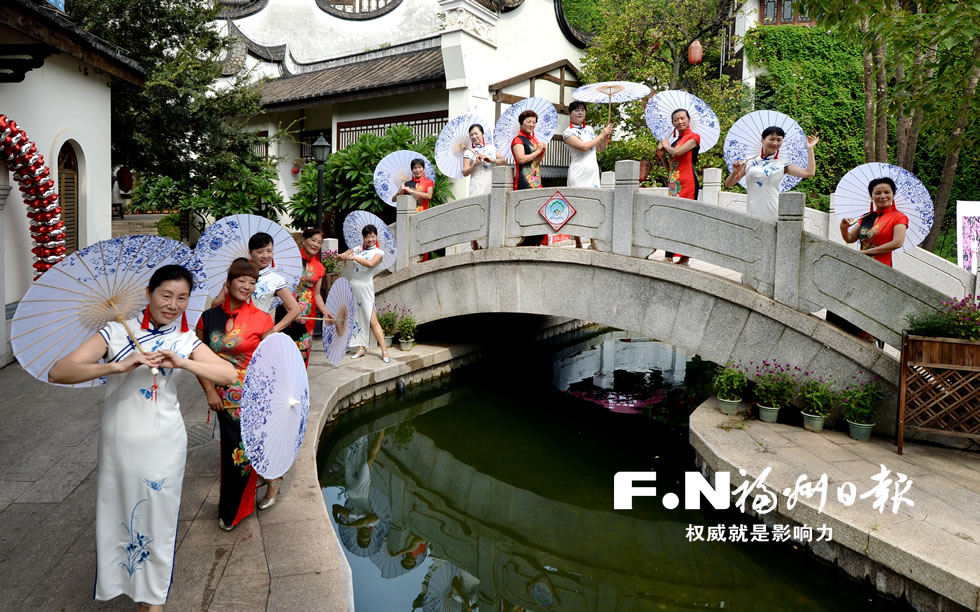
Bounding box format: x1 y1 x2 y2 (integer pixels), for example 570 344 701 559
725 126 819 222
512 110 547 245
196 258 278 529
657 108 700 264
340 224 392 363
48 264 237 610
564 100 614 249
461 122 505 250
398 158 436 212
839 177 908 266
290 228 332 365
210 232 303 326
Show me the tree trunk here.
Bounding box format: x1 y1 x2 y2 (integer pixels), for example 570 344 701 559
860 20 876 163
901 45 936 169
922 38 980 252
895 58 909 168
873 36 889 162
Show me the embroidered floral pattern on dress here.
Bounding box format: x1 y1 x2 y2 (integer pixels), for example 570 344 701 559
120 499 152 577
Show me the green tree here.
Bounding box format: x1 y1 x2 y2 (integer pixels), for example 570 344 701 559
66 0 272 223
582 0 751 185
797 0 980 251
288 126 455 232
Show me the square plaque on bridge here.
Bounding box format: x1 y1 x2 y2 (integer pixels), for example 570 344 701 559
539 191 576 233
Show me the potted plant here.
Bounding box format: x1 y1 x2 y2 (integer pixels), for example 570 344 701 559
799 374 835 432
752 362 799 423
396 308 416 351
841 376 885 441
712 361 747 415
377 303 397 347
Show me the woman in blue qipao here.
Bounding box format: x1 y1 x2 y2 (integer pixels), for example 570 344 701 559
49 265 236 611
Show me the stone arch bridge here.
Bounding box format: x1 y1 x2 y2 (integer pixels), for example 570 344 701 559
375 162 976 432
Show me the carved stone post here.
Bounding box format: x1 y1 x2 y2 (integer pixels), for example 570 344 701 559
700 167 722 206
487 165 511 248
395 194 416 272
600 170 615 188
774 191 805 309
612 160 639 257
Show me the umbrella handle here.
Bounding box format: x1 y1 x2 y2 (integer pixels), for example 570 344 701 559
117 316 160 376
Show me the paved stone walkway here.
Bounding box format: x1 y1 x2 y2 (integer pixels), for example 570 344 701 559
690 398 980 611
0 342 474 611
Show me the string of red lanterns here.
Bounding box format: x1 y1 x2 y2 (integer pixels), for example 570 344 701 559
0 114 67 278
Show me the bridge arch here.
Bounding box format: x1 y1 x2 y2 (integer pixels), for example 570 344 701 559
376 247 899 431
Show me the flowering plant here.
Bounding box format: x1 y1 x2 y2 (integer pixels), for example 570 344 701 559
396 307 416 341
840 375 884 424
752 362 799 408
712 361 747 401
320 249 342 274
906 295 980 341
800 374 836 417
377 303 398 336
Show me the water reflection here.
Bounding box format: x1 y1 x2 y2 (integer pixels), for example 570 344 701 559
320 331 900 612
553 333 687 414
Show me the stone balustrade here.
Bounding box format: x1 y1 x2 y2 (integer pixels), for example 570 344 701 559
392 160 967 349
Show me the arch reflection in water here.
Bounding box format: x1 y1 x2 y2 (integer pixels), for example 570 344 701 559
320 332 902 612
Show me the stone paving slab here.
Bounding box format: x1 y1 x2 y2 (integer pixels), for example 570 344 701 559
690 398 980 611
0 341 479 611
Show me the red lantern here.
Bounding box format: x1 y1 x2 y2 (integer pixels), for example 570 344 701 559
291 165 301 175
688 39 703 65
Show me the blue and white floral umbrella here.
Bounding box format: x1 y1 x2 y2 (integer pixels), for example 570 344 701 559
11 235 207 387
572 80 651 124
723 110 809 192
833 163 934 253
493 97 559 163
644 90 720 153
343 210 396 272
337 482 392 557
323 277 356 365
435 114 494 179
194 214 302 303
370 540 429 579
374 150 436 207
240 332 309 479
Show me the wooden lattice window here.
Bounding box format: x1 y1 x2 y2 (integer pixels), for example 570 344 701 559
897 334 980 454
57 142 78 255
759 0 812 25
315 0 402 20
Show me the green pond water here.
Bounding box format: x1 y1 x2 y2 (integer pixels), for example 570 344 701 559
318 328 905 611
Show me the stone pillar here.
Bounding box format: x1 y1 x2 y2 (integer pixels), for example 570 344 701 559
774 192 805 310
600 171 615 188
395 194 415 272
0 165 12 367
487 165 511 248
612 160 639 256
323 237 338 253
828 193 847 245
701 167 722 205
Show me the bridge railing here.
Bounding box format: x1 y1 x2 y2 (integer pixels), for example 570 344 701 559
393 160 968 347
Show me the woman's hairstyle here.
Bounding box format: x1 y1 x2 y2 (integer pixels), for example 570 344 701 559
517 110 538 124
148 264 193 294
227 257 260 283
467 123 484 135
671 108 690 119
868 177 897 196
362 224 378 237
248 232 274 251
302 227 323 239
568 100 587 113
410 158 425 170
761 126 785 139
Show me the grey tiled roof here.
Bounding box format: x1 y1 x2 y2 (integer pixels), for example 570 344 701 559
261 47 445 107
217 0 269 19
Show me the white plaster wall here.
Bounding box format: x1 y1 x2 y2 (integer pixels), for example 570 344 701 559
0 52 112 306
736 3 764 89
231 0 441 62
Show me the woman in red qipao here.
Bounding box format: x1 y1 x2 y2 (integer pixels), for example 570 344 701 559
290 228 331 365
195 258 275 531
828 176 909 341
657 108 701 264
